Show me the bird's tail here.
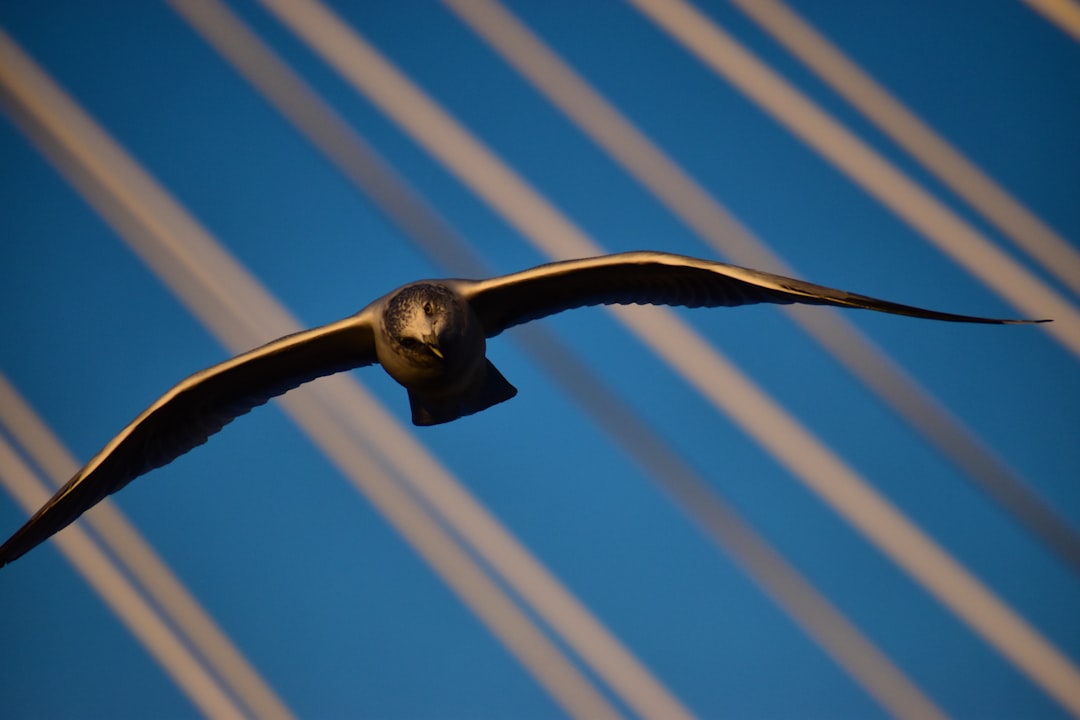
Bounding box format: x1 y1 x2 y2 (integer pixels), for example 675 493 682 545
409 360 518 426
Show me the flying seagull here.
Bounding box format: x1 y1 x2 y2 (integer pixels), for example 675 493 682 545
0 251 1048 567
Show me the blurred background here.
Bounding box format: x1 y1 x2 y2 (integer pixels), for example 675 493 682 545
1 1 1078 718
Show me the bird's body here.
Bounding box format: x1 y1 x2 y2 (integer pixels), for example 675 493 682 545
374 281 516 425
0 251 1047 567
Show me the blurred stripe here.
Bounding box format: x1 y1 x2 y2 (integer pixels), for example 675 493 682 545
1025 0 1080 42
628 0 1080 360
500 333 950 720
731 0 1080 300
255 3 1080 715
306 389 687 720
614 303 1080 719
0 376 296 720
167 0 469 275
445 0 1080 581
273 389 628 720
0 436 246 720
170 3 947 716
0 27 646 720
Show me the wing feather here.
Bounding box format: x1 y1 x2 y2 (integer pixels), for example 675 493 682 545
457 251 1047 336
0 311 377 567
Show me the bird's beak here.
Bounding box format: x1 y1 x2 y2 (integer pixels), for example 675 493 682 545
423 333 444 359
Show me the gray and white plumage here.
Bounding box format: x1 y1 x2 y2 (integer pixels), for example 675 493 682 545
0 251 1047 567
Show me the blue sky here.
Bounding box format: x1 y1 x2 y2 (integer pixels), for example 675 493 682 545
1 1 1078 718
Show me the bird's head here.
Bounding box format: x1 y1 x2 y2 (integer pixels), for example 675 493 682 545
381 283 471 367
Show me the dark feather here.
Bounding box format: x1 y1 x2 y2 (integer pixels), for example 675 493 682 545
458 251 1048 336
0 313 376 567
1 252 1048 568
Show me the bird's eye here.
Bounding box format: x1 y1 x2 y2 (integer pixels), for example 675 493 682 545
423 302 434 316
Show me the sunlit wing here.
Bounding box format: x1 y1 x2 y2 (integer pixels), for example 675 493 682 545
0 310 378 567
457 251 1049 337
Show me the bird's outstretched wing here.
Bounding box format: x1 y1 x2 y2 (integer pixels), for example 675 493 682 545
457 251 1048 337
0 311 377 568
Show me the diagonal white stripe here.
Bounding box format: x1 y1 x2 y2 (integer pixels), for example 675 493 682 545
254 1 1080 715
437 3 957 717
731 0 1080 300
168 3 950 717
0 375 296 720
0 435 247 720
444 0 1080 582
0 26 646 720
627 0 1080 361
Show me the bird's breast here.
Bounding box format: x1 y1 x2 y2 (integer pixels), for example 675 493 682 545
376 326 485 399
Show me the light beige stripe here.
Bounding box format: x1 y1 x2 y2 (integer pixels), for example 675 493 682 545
444 0 1080 578
440 3 952 717
254 2 1080 715
168 3 948 716
0 27 630 720
731 0 1080 299
0 437 247 720
616 303 1080 720
1024 0 1080 42
276 387 626 720
0 376 296 720
628 0 1080 360
167 0 468 272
